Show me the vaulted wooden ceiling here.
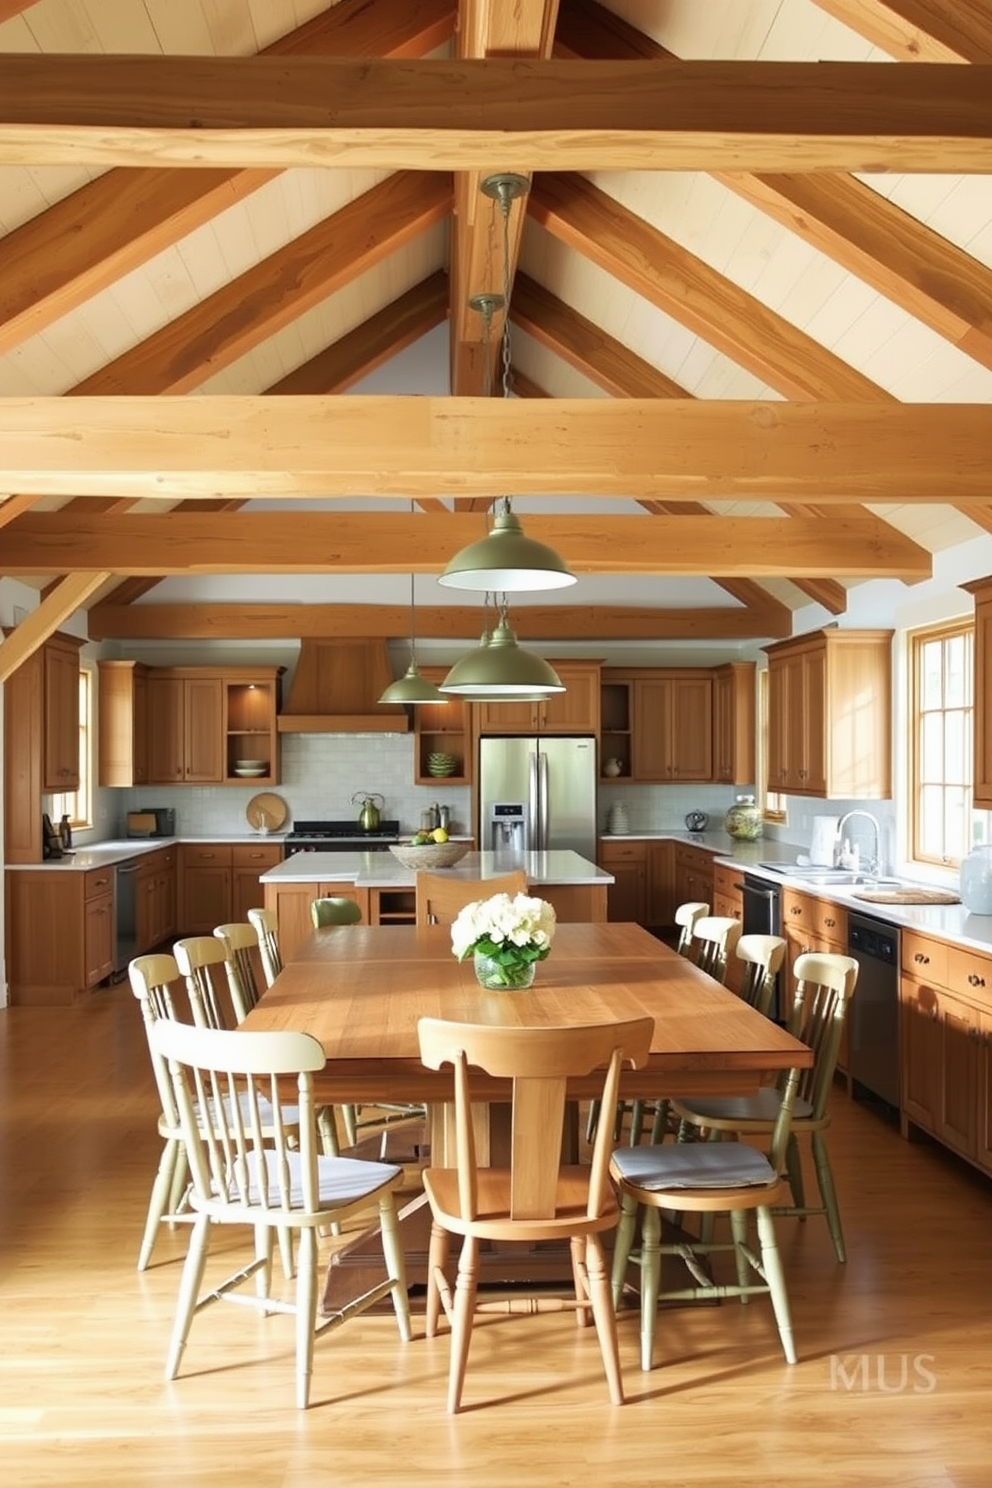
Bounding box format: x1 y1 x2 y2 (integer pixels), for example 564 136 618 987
1 0 991 669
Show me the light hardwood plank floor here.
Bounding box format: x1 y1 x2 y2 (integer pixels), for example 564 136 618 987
2 982 992 1487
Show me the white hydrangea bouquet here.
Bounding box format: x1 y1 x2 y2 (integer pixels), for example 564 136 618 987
450 891 557 990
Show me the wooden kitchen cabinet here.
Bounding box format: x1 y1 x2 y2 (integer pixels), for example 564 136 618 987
599 679 633 780
712 662 756 785
6 864 115 1005
44 632 83 791
98 660 149 787
178 843 233 933
148 674 224 785
712 861 744 994
899 929 992 1175
4 631 84 864
474 662 601 737
764 629 893 799
598 838 646 924
414 667 472 784
646 839 676 928
632 675 713 782
673 842 715 917
232 841 283 923
144 667 282 786
135 846 177 952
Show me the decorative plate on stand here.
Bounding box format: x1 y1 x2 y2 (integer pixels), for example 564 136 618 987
245 793 288 833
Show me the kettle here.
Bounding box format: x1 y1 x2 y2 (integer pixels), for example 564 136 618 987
352 791 384 832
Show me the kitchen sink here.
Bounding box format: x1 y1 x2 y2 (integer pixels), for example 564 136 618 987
757 863 904 890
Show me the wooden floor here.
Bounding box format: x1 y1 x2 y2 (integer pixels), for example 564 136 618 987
3 982 992 1488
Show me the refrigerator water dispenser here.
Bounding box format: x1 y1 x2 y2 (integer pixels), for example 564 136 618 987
490 802 526 853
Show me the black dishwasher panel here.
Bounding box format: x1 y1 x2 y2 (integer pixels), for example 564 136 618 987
847 912 900 1110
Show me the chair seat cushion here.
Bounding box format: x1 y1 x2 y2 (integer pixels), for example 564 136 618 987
674 1088 814 1126
611 1141 777 1191
221 1150 402 1211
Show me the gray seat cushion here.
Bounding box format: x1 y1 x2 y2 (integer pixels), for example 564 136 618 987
612 1141 777 1191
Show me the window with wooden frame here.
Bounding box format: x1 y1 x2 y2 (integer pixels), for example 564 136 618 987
911 621 972 868
50 665 93 831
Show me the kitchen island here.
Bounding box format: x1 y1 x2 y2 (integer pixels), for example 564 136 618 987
260 848 614 960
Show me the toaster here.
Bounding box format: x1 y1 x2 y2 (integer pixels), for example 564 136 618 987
126 807 176 838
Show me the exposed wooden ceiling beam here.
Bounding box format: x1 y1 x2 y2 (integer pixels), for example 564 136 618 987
0 396 983 501
0 575 111 685
1 58 990 172
67 172 449 396
556 1 992 374
86 601 793 644
448 1 557 395
0 0 42 20
529 173 886 401
0 511 931 579
513 279 845 612
809 0 992 62
0 0 455 356
0 493 38 529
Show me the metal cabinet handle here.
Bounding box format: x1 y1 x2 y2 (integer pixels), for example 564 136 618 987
914 951 929 964
968 972 986 987
824 916 836 928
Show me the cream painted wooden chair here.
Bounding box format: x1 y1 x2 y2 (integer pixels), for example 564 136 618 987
610 1064 802 1373
417 1014 654 1413
173 935 240 1029
735 933 787 1018
246 906 281 988
415 869 528 926
671 950 860 1262
213 921 266 1019
150 1019 412 1409
686 914 743 980
674 900 710 954
129 952 197 1271
212 920 354 1161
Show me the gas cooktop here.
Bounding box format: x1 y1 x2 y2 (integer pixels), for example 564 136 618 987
283 819 401 855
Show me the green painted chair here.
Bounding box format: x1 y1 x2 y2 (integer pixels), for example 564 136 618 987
310 896 363 929
671 950 859 1262
610 1064 803 1372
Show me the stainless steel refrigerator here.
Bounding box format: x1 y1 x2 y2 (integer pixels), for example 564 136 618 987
478 735 598 860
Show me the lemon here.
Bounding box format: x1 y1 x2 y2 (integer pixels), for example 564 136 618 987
431 827 449 843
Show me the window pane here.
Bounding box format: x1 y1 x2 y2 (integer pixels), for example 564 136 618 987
920 640 944 710
912 622 973 868
945 634 967 709
920 712 944 781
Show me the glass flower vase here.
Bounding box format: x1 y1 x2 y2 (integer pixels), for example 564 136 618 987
473 951 537 991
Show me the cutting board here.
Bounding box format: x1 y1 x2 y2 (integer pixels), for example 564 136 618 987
245 792 288 832
852 888 960 906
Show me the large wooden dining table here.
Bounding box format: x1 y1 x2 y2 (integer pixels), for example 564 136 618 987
242 919 811 1308
242 919 812 1110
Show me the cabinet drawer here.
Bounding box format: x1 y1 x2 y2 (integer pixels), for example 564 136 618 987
712 892 743 924
675 845 713 872
812 897 846 944
84 867 115 900
782 888 814 927
901 931 948 985
232 842 283 870
599 840 646 863
712 863 741 899
181 843 233 868
947 945 992 1005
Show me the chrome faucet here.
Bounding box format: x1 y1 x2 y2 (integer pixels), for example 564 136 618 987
835 810 882 877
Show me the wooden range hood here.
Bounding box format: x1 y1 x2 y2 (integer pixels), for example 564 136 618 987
277 638 409 734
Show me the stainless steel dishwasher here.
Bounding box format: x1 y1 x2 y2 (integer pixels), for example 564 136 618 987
847 911 900 1109
113 860 140 977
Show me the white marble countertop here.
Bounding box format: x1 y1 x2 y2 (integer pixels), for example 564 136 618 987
261 848 613 890
4 833 285 872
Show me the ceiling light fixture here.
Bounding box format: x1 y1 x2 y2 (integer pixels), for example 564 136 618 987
378 524 447 705
440 594 564 698
438 174 576 594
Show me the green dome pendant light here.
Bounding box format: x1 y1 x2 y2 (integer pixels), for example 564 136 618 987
438 174 576 595
378 522 447 705
440 594 565 698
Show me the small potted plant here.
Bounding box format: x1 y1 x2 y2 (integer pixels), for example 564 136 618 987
450 891 557 990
